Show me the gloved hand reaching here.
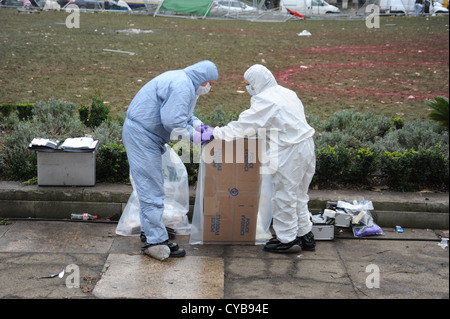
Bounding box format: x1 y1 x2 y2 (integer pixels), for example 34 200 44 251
194 125 214 145
196 125 211 133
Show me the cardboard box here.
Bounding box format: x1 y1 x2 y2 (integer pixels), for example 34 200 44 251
37 150 96 186
202 138 261 244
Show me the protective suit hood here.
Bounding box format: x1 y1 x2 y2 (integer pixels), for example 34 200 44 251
244 64 278 95
184 60 219 90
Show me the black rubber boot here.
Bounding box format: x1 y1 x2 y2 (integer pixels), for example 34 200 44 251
297 231 316 251
263 237 302 254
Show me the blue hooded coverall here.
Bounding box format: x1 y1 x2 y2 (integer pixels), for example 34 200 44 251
122 61 219 245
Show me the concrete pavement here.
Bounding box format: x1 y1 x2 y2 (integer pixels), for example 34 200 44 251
0 220 448 300
0 181 448 302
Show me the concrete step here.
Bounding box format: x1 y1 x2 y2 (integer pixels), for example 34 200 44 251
0 181 448 229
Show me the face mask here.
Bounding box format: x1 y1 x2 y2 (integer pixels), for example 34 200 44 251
196 82 211 96
246 84 257 96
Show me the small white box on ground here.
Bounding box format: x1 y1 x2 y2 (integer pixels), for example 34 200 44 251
37 150 96 186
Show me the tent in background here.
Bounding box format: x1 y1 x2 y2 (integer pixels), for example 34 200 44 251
154 0 214 17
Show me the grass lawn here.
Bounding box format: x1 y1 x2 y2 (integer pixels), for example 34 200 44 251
0 9 448 121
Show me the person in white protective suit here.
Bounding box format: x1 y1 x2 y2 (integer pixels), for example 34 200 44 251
122 61 218 261
212 64 316 253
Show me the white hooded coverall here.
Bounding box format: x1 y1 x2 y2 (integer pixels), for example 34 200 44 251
213 64 316 243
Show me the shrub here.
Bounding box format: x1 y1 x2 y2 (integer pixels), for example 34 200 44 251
0 98 85 181
323 110 392 143
0 103 16 118
314 110 393 150
313 145 351 188
374 119 449 158
313 146 377 188
31 98 85 139
79 94 110 129
426 96 449 129
15 103 34 121
93 115 125 147
380 146 449 191
3 147 37 181
411 145 449 189
346 147 377 185
96 142 129 183
0 103 34 121
0 118 40 180
1 100 448 191
392 117 405 130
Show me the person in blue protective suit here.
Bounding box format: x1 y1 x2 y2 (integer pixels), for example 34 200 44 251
122 61 219 261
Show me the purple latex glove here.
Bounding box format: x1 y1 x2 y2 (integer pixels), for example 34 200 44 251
195 125 211 133
353 224 383 237
201 126 214 145
193 125 214 145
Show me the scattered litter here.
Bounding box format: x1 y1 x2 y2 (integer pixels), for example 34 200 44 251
438 238 448 249
395 226 404 233
312 199 383 239
103 49 136 55
297 30 311 36
115 29 154 35
71 213 98 221
38 268 65 279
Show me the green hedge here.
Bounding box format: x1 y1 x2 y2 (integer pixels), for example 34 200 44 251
0 103 34 121
314 146 377 188
380 145 449 191
1 99 448 192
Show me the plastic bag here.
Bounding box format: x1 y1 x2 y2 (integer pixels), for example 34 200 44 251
115 144 190 236
115 177 141 236
337 199 384 237
189 154 273 245
352 224 384 237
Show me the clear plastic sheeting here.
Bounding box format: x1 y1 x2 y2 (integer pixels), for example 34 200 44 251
115 144 190 236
